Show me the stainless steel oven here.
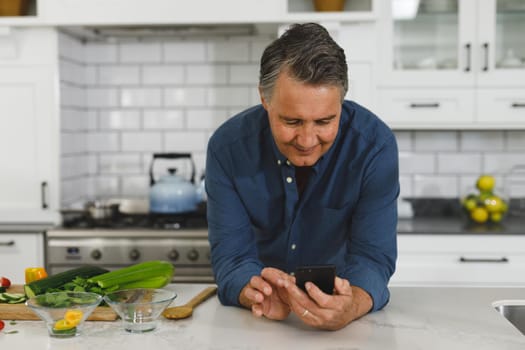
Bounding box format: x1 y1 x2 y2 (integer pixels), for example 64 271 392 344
45 209 213 283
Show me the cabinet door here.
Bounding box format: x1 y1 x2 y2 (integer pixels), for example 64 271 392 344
0 233 44 284
391 235 525 287
476 0 525 87
0 66 59 221
378 0 476 88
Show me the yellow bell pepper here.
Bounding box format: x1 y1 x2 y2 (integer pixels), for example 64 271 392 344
25 267 48 284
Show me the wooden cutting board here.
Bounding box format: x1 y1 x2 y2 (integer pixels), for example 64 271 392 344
0 285 118 321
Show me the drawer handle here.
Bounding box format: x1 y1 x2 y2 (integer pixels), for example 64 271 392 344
0 240 15 247
409 103 440 108
511 103 525 108
459 257 508 263
482 42 489 71
464 43 471 72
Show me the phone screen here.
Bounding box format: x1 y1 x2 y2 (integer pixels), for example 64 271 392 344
295 265 336 295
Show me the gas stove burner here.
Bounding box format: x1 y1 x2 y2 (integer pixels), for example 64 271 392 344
61 209 207 230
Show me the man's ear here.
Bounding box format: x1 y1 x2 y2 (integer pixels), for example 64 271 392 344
259 86 269 111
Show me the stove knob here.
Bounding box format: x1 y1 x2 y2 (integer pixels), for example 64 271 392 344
129 249 141 261
187 249 199 261
91 249 102 260
168 249 179 261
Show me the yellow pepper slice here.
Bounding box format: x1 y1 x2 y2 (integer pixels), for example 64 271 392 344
25 267 48 284
64 309 84 326
53 319 75 331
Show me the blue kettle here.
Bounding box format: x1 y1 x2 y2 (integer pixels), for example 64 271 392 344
149 153 202 214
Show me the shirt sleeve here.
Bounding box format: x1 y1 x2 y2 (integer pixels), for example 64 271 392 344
340 134 399 312
205 145 264 306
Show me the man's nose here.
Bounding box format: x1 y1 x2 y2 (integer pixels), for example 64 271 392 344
296 124 316 148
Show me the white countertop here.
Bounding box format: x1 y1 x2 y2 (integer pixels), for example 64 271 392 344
1 284 524 349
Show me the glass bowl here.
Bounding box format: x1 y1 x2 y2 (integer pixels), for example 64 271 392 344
26 291 103 338
103 288 176 333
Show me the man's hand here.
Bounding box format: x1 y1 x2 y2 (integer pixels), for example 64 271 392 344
262 269 372 330
238 268 292 320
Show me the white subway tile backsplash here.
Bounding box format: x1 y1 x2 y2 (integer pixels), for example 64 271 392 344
460 131 504 151
207 87 253 107
121 175 149 197
437 153 482 174
120 42 162 63
98 65 140 85
186 109 228 130
87 132 120 152
164 41 207 62
142 65 184 85
484 153 525 174
99 110 141 130
143 110 185 129
507 131 525 150
99 154 142 174
229 64 258 84
59 30 525 206
414 175 458 197
120 88 162 107
207 41 250 62
414 131 458 151
186 64 228 85
399 152 435 174
164 87 207 107
164 131 208 152
121 132 162 152
86 88 119 108
393 131 412 151
84 43 118 63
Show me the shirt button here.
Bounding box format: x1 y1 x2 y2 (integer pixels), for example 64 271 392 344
291 244 296 250
290 272 295 276
286 160 291 166
277 160 281 165
286 177 293 183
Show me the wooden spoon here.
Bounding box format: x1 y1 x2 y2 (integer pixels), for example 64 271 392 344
162 286 217 319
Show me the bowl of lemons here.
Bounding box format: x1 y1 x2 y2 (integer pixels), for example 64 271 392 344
461 175 509 225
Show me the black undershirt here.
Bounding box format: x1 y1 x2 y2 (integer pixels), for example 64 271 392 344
295 166 313 198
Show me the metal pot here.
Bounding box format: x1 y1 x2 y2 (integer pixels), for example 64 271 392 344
84 201 120 220
149 153 203 214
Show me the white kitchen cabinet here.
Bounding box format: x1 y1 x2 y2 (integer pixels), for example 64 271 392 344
0 232 45 284
376 0 525 129
390 235 525 287
0 27 60 223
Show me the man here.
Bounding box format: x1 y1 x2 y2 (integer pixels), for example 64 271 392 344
205 23 399 330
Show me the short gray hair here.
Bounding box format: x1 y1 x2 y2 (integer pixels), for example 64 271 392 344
259 23 348 102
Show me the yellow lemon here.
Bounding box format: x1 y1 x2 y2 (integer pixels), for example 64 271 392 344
64 309 83 326
470 207 489 223
463 198 477 211
476 175 495 192
484 196 504 213
490 212 503 223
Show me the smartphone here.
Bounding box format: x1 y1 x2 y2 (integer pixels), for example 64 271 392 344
295 265 336 295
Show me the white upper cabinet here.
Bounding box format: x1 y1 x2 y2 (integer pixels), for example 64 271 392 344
376 0 525 129
0 28 60 224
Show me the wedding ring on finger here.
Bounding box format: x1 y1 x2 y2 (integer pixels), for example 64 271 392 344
301 309 309 317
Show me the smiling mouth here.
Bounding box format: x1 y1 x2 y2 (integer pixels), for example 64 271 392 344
293 145 318 155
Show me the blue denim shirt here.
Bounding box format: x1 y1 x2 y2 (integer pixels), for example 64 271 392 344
206 100 399 312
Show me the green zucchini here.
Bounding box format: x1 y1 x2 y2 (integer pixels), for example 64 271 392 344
88 260 174 289
24 265 108 298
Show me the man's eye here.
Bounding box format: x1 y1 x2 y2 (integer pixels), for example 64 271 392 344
316 119 331 125
284 120 301 125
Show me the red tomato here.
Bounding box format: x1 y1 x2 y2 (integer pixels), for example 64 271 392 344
0 320 5 331
0 277 11 288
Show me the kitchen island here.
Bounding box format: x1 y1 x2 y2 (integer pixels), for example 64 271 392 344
1 284 524 349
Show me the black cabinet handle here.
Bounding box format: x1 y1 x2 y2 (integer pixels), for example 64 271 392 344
459 257 508 263
0 240 15 246
409 103 440 108
482 42 489 71
464 43 471 72
511 103 525 108
41 181 48 209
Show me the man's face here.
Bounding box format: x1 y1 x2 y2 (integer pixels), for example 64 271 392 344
260 72 342 167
